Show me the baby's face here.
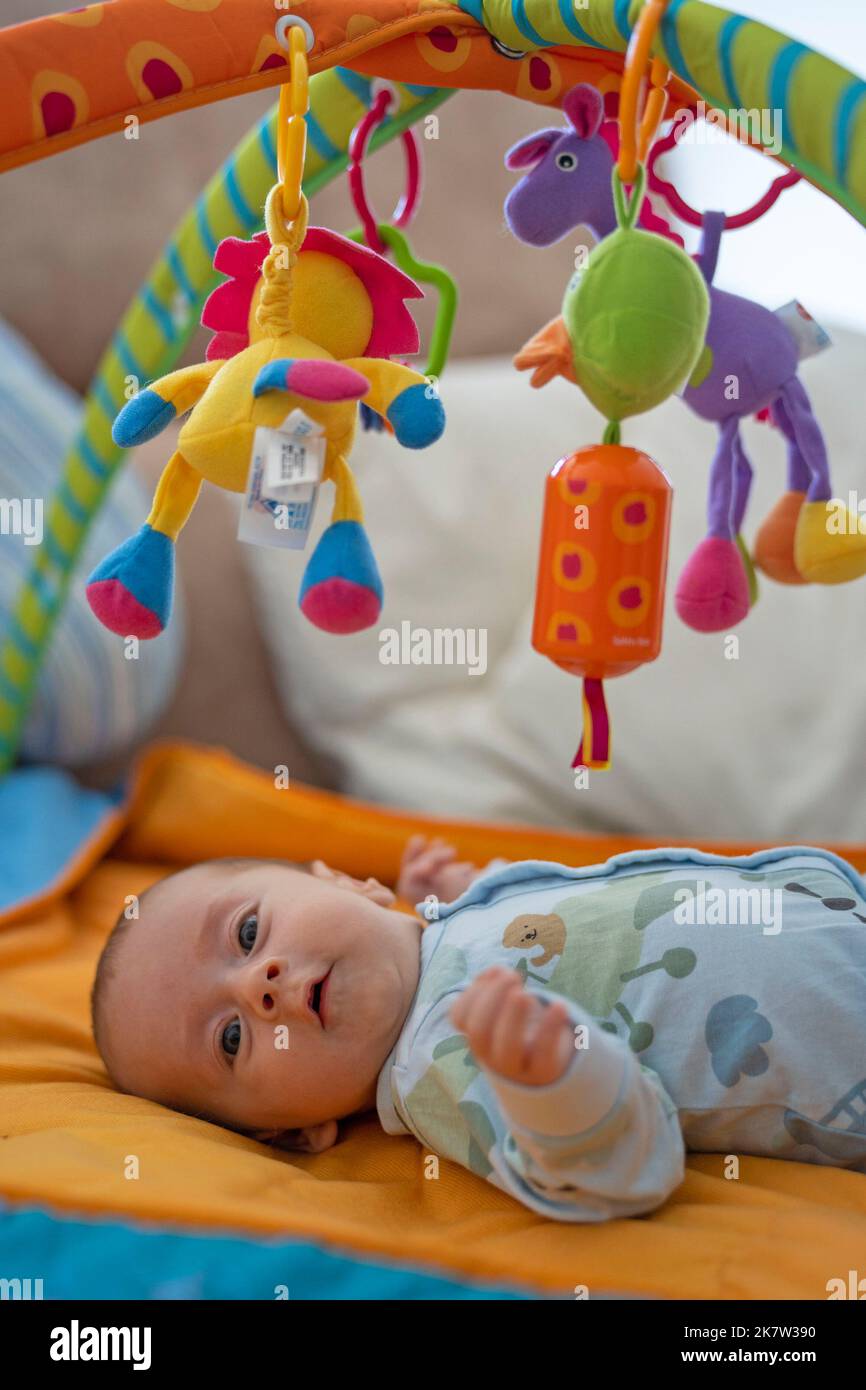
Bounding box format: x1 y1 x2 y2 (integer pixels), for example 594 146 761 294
101 860 421 1147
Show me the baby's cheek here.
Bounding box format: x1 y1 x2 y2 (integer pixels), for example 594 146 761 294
259 1030 320 1109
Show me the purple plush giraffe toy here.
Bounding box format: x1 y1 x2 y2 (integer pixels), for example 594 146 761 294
505 83 866 633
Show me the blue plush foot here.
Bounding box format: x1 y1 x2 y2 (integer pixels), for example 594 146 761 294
86 524 175 638
299 521 383 634
112 389 177 447
386 382 445 448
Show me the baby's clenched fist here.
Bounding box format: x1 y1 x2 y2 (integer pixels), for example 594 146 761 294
450 966 575 1087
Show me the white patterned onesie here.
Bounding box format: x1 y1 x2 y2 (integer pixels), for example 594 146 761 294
375 847 866 1221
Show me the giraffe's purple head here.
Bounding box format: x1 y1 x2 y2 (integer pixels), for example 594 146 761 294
503 84 616 247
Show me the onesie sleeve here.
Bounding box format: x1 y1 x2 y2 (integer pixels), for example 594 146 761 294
483 1000 685 1221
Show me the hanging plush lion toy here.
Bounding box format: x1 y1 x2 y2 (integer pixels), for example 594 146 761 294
87 185 445 638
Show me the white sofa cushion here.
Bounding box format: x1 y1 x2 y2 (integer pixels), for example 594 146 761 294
243 328 866 844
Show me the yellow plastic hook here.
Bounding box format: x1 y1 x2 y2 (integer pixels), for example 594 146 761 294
277 24 309 223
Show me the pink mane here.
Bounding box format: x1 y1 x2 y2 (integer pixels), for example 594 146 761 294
596 118 684 247
596 93 684 247
202 227 422 362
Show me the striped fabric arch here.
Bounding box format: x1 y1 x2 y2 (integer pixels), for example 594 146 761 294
0 0 864 771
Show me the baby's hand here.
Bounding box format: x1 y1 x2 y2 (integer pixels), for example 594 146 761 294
450 966 574 1087
397 835 487 907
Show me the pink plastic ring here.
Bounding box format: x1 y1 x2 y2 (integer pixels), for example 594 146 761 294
348 88 422 254
647 116 802 230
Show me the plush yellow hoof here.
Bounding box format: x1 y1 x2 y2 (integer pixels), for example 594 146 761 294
794 500 866 583
735 533 760 605
753 491 807 585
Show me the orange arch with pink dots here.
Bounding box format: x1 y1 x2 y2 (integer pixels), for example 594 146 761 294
0 0 701 175
2 0 865 237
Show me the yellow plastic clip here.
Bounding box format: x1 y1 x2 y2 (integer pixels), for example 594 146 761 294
617 0 671 183
277 25 309 224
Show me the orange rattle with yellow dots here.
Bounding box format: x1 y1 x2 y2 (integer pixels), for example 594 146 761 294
532 444 672 771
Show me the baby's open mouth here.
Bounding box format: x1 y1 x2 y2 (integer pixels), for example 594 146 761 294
308 969 331 1028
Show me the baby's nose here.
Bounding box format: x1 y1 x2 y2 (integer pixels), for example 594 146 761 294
245 958 286 1018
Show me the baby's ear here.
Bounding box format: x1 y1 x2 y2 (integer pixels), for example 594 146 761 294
255 1118 339 1154
310 860 395 908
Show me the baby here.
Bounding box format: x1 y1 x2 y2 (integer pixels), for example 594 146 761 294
91 838 866 1221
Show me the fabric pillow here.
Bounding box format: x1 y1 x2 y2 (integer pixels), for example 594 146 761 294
243 329 866 844
0 318 183 766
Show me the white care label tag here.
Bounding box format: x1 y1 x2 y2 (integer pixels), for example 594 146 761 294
774 300 832 361
264 409 326 490
238 413 325 551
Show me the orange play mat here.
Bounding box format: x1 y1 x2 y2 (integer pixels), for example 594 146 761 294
2 740 865 1299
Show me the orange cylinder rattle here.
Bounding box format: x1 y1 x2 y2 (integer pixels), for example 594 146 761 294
532 443 673 770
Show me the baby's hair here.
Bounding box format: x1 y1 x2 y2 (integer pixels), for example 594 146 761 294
90 856 311 1078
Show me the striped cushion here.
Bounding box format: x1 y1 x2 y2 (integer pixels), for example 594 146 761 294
0 319 182 766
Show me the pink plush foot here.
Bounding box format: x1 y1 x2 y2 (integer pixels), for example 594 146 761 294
675 536 750 633
299 577 382 634
86 579 165 639
285 360 368 402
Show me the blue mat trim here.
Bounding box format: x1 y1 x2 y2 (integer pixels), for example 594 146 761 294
0 768 120 912
0 1203 536 1300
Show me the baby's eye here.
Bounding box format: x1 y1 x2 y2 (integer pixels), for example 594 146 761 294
222 1019 241 1058
237 914 258 953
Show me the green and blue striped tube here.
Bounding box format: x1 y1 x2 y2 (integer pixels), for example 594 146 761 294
459 0 866 226
0 70 452 772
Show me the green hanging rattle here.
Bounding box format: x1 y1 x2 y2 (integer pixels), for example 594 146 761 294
562 164 710 425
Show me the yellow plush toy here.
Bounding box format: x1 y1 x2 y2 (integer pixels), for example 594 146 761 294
87 184 445 637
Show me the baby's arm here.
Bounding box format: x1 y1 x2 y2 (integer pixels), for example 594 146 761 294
397 835 507 908
451 967 685 1221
